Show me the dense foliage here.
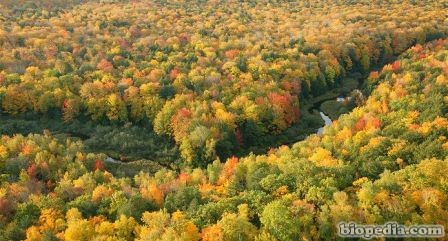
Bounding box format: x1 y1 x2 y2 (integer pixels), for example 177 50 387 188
1 37 447 240
1 0 447 163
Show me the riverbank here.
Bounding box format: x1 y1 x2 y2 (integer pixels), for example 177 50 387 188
239 74 364 152
302 75 361 115
0 113 182 171
0 73 366 170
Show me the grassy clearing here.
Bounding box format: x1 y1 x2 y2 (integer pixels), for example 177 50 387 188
320 100 356 120
301 76 360 111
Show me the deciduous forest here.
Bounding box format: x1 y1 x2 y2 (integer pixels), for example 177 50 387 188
0 0 447 240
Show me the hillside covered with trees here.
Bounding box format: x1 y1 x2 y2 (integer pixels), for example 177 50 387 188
0 0 448 240
1 33 448 241
1 0 447 164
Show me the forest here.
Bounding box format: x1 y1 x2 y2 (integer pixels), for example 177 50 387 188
0 0 447 240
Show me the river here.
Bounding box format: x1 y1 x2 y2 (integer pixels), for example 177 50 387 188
315 95 355 134
317 112 332 135
105 156 122 164
307 96 338 135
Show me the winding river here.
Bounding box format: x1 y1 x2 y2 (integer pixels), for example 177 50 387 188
307 74 365 135
317 112 332 135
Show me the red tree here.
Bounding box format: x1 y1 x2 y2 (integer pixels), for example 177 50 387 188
95 159 104 171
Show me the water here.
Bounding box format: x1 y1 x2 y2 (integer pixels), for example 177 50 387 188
317 111 332 135
105 156 121 164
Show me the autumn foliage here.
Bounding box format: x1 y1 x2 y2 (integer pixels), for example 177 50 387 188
0 1 447 240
